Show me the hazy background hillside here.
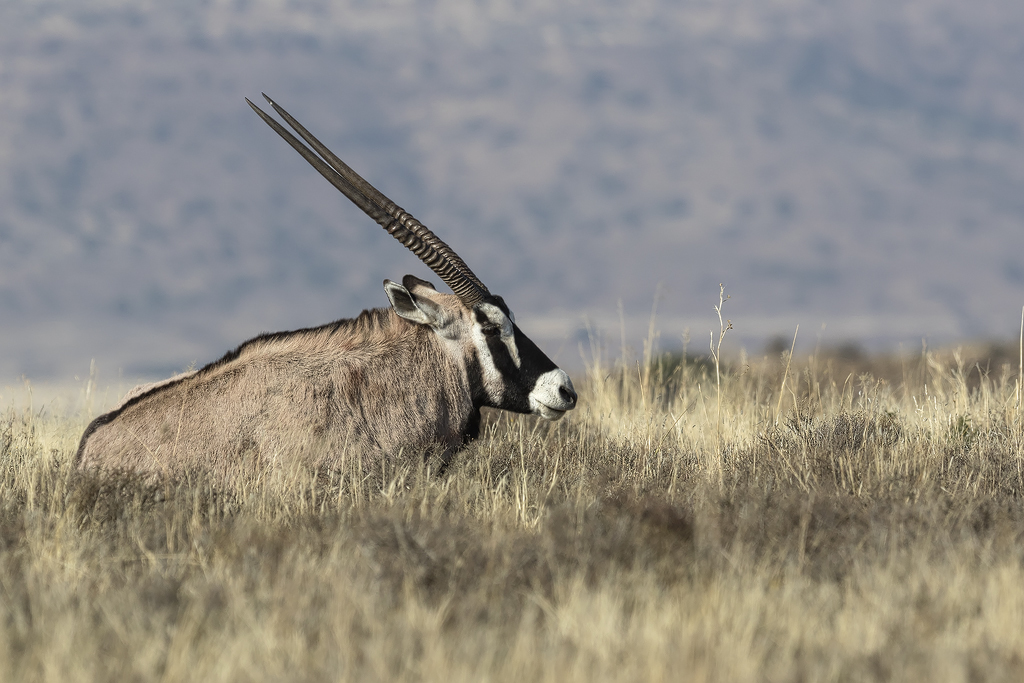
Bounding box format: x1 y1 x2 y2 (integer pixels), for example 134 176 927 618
2 0 1024 383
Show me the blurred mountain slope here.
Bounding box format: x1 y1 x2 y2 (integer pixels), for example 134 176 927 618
1 0 1023 381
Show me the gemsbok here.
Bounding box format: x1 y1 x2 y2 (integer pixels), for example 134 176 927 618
75 95 577 479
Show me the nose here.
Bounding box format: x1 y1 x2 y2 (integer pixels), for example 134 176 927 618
559 384 577 407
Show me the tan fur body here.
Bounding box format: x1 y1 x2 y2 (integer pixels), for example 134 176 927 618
75 306 475 479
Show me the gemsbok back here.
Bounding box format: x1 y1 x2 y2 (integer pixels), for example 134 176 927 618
75 95 577 480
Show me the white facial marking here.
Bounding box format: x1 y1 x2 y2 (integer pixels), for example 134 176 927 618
467 304 508 403
529 369 576 421
477 303 520 368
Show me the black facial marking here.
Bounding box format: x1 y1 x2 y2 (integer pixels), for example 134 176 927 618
465 347 487 405
498 324 560 413
469 300 562 416
495 327 530 410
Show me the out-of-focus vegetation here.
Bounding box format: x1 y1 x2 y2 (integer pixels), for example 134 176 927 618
2 340 1024 681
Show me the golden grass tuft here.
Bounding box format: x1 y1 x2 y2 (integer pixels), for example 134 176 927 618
3 339 1024 681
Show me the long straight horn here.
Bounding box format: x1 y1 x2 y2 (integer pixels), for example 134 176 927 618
260 94 490 297
246 96 489 307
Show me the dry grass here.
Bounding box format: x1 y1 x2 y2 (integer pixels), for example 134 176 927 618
3 341 1024 682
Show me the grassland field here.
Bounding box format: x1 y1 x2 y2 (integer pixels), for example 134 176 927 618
3 335 1024 682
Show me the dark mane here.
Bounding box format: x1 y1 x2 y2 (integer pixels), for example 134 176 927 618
205 306 395 370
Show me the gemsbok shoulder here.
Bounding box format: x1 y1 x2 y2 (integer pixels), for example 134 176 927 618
75 95 577 479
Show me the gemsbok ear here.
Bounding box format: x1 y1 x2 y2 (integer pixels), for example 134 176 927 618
384 279 443 326
401 274 437 292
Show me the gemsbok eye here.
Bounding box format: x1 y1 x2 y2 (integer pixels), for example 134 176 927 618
482 325 502 337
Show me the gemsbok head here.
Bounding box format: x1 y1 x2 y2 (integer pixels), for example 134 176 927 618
74 95 577 479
